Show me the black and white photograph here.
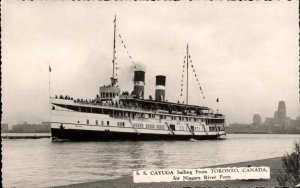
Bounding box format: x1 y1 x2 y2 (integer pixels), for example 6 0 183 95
1 1 299 187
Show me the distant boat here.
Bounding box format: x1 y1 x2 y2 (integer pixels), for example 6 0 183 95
50 16 226 141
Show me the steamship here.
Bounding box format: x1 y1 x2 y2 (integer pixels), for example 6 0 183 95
50 17 226 141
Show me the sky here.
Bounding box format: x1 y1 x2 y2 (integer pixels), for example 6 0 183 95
2 1 299 125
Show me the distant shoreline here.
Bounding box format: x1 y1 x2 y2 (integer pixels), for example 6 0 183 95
1 132 51 139
57 157 283 188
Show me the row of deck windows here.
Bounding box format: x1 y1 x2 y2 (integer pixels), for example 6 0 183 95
81 118 223 127
100 92 119 98
157 125 165 130
84 120 109 126
133 123 143 128
81 119 224 132
209 127 224 131
117 122 125 127
145 124 155 129
59 105 224 124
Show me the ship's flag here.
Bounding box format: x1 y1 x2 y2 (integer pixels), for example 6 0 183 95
216 98 219 102
49 66 51 72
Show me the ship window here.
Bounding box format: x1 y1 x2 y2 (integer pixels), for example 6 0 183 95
169 124 175 131
96 120 98 125
107 121 109 126
101 121 104 126
87 119 89 125
78 121 80 123
118 122 125 127
179 117 181 121
103 109 109 114
194 118 197 122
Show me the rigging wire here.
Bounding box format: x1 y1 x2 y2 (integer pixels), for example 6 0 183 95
112 26 137 86
188 54 206 100
179 53 206 102
118 34 137 69
179 56 186 101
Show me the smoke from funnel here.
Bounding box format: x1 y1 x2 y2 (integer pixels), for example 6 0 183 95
129 61 146 72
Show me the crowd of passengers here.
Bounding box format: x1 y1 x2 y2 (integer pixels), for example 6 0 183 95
54 94 222 117
56 95 74 100
55 94 121 106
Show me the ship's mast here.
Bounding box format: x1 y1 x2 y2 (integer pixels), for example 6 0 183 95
186 44 189 105
111 15 117 86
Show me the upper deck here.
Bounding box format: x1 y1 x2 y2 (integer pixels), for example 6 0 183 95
50 96 225 120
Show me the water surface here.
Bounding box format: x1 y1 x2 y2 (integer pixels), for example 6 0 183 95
2 134 299 187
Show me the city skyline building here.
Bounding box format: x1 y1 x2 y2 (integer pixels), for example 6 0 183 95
277 101 287 126
253 114 262 125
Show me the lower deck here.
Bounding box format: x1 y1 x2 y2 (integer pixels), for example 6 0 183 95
51 127 223 141
50 107 226 141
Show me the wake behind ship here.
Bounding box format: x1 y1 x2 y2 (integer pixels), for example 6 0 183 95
50 16 226 141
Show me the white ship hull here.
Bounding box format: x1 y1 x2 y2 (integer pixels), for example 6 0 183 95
50 101 226 141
